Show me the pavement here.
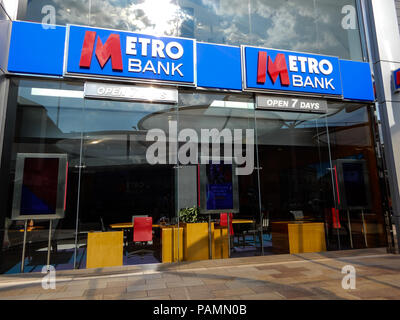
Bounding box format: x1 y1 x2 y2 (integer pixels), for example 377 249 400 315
0 248 399 300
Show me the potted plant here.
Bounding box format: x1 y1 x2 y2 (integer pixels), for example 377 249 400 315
178 206 205 223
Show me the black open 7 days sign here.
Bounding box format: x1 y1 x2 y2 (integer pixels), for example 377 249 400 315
256 95 328 114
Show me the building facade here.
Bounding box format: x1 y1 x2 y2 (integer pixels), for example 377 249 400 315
0 0 397 274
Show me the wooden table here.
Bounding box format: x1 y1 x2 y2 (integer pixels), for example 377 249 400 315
109 222 160 229
109 219 253 229
232 219 254 224
110 219 253 229
109 222 161 247
18 226 45 232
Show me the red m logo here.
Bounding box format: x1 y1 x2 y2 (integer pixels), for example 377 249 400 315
257 51 290 86
79 31 123 71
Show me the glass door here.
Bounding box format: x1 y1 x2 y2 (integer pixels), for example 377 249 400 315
255 107 336 255
75 97 178 268
177 91 263 259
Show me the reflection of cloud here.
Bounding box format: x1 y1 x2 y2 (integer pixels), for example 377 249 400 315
47 0 359 59
53 0 189 36
201 0 249 17
179 92 211 107
256 2 338 54
52 0 89 25
197 0 355 58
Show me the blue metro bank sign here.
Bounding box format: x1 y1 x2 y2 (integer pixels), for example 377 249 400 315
8 21 375 100
243 46 342 96
65 25 195 85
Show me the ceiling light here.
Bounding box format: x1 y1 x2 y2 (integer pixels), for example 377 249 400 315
31 88 84 98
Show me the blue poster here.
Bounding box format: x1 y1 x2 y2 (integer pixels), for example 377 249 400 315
206 164 234 211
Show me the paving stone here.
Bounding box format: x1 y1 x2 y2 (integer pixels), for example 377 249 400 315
127 283 166 292
170 291 189 299
204 283 229 291
166 281 194 288
85 286 127 296
67 280 108 290
188 291 216 299
21 284 66 295
161 274 182 281
0 294 40 300
81 294 104 300
217 296 242 300
106 291 148 300
126 278 146 286
147 288 174 297
106 280 127 288
349 287 400 299
240 292 284 300
145 278 167 285
142 273 163 279
185 285 210 293
273 287 317 299
38 289 86 300
249 285 278 294
137 295 171 300
0 288 27 297
212 287 255 298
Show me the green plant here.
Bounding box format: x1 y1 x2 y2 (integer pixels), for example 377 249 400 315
179 206 205 223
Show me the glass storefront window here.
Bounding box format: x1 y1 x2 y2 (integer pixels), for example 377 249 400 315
17 0 365 61
0 78 388 274
324 103 387 249
0 79 84 273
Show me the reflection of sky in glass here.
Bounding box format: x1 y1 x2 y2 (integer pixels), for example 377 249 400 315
19 79 367 136
22 0 363 60
261 104 367 130
18 84 174 134
84 100 173 132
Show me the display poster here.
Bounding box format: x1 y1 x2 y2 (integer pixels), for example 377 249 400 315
12 153 68 220
206 164 234 211
200 162 239 214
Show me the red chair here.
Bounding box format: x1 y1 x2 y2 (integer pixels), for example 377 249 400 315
127 217 154 258
331 208 341 229
220 213 234 236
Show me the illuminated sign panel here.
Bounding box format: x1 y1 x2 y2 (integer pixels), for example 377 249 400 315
65 25 195 85
8 21 375 101
394 68 400 93
243 46 342 96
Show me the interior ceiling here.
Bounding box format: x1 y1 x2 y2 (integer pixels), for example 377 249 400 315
16 97 368 167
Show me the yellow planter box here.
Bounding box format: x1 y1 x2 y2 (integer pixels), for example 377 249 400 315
213 226 229 259
182 222 229 261
183 222 212 261
161 226 183 263
271 222 326 254
86 231 123 269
